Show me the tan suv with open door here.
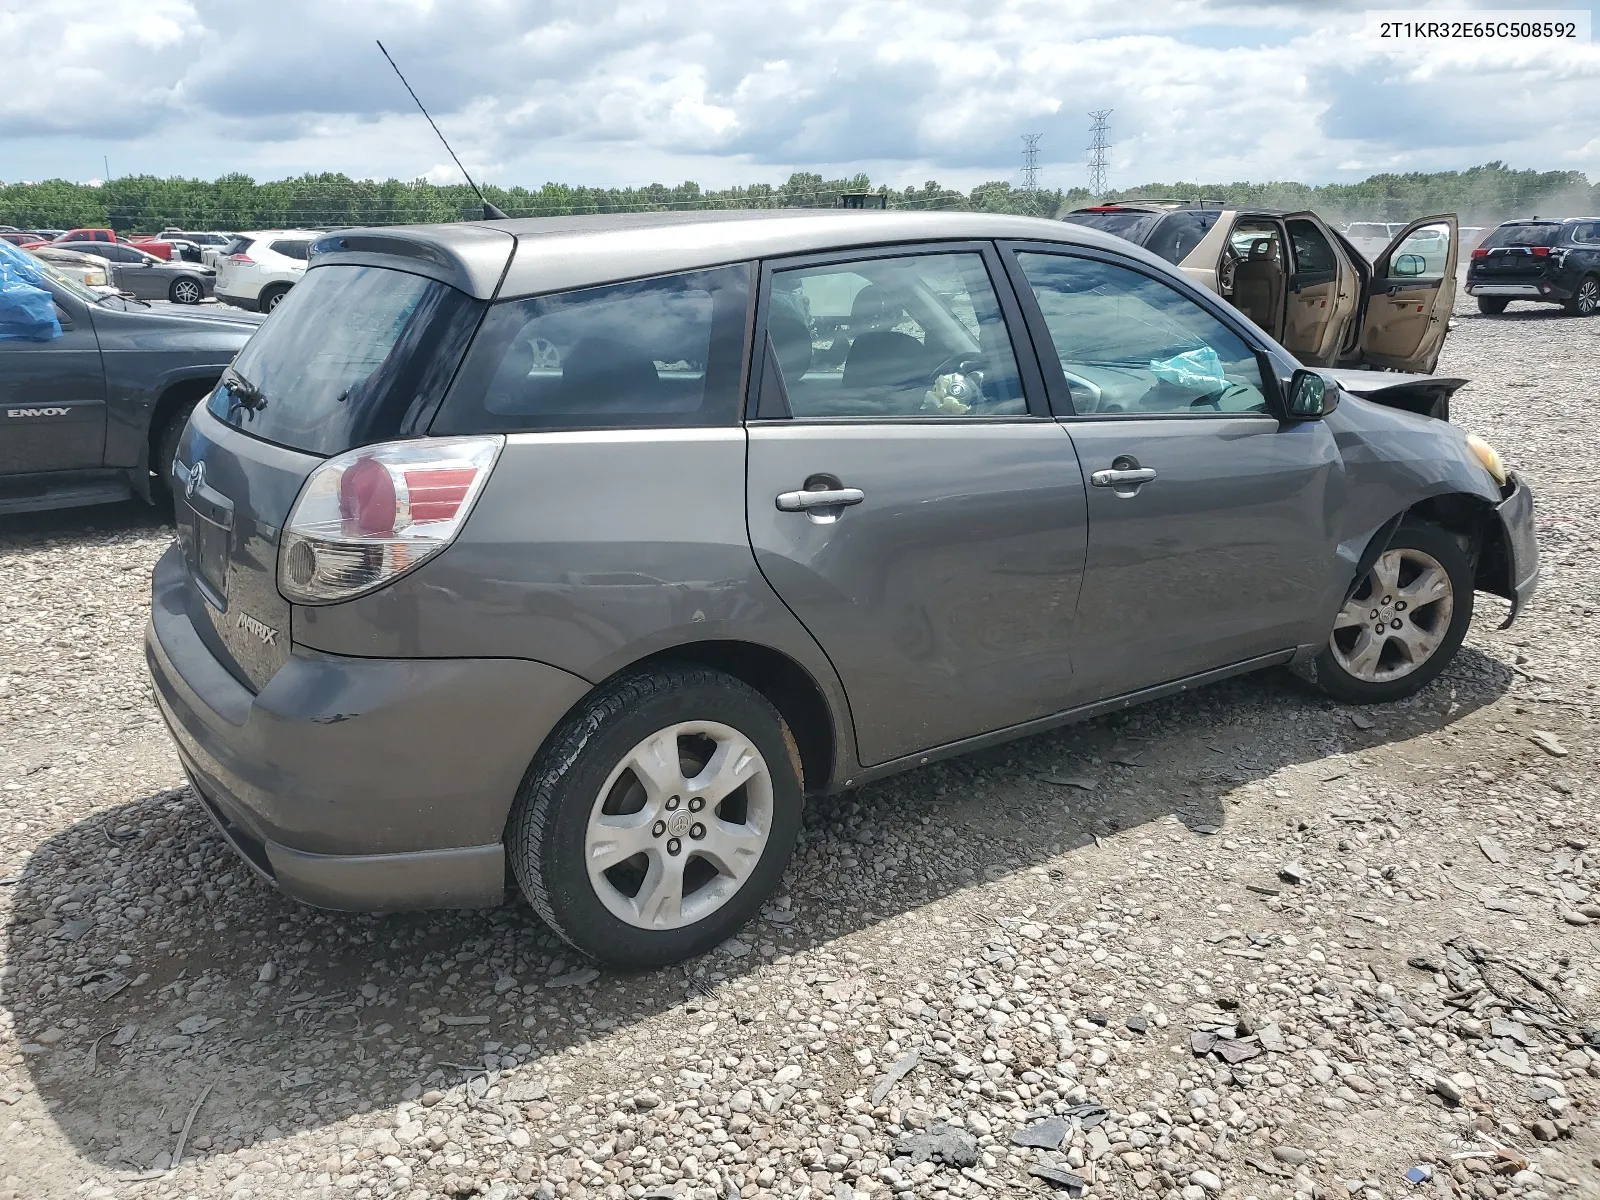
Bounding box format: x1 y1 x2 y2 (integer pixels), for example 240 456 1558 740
1063 204 1459 375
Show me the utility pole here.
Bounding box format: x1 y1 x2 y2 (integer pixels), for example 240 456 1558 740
1087 109 1112 197
1020 134 1042 192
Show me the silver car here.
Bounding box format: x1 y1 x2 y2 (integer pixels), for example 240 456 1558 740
63 240 217 303
147 211 1538 967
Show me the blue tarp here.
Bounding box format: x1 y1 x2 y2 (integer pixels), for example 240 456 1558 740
0 239 64 342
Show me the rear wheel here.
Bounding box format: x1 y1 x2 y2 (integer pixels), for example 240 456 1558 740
1564 276 1600 317
1475 296 1509 316
507 666 804 967
1310 520 1474 704
258 284 291 313
168 277 204 305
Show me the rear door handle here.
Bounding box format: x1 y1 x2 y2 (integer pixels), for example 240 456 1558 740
776 487 865 511
1090 468 1157 487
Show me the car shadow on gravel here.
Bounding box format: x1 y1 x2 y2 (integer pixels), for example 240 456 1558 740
3 646 1512 1171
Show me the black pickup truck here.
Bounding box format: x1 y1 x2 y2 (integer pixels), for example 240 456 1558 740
1 246 262 515
1465 217 1600 316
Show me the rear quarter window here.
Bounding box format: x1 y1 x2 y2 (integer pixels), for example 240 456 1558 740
269 240 312 261
432 264 752 434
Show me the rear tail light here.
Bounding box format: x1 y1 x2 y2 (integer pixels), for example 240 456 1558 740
1470 248 1488 258
226 253 253 264
278 436 503 604
1531 246 1551 256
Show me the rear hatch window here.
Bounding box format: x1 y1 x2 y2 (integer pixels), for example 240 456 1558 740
207 263 483 456
1060 209 1167 246
1481 223 1561 249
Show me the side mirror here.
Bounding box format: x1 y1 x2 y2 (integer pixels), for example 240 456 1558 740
1286 368 1338 420
1393 253 1426 278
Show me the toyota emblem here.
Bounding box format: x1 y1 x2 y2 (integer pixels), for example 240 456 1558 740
185 460 204 499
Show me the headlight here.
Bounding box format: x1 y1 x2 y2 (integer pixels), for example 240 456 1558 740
1465 433 1507 486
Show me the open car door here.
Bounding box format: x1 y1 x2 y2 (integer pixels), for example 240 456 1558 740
1359 214 1458 373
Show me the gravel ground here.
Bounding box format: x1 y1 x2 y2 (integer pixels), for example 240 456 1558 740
2 294 1597 1200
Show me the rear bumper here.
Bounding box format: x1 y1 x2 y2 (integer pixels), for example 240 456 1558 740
144 544 592 910
1493 471 1539 628
1466 280 1570 300
214 285 259 310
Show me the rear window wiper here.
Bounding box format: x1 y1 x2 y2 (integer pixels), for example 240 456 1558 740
221 367 268 418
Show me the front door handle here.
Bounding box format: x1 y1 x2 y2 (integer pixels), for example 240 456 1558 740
775 487 865 511
1090 468 1157 488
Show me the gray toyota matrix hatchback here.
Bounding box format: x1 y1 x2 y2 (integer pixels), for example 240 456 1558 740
146 210 1538 967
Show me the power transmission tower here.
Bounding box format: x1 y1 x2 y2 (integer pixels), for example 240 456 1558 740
1087 109 1112 196
1020 134 1042 191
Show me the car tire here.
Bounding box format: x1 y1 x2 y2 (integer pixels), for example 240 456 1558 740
168 277 204 305
152 399 198 504
1308 519 1474 705
1562 275 1600 317
1475 296 1509 316
506 665 805 968
258 284 291 313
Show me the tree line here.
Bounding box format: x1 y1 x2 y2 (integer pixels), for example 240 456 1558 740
1 162 1592 233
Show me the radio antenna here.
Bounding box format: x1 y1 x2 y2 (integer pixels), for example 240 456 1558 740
376 39 508 220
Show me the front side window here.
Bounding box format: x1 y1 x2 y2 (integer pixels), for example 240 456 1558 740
1016 252 1269 417
759 251 1026 419
434 264 750 434
1385 221 1451 281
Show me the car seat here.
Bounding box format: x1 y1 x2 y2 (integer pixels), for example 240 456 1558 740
1231 237 1285 335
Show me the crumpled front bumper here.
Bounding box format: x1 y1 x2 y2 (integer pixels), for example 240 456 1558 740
1493 471 1539 627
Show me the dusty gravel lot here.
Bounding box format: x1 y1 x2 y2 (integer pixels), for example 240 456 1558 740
2 294 1597 1200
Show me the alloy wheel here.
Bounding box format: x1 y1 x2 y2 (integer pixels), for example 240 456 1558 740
1329 548 1454 683
1578 279 1599 316
172 279 202 304
584 721 774 930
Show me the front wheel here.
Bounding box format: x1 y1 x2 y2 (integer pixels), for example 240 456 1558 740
1310 520 1474 704
507 666 804 967
1476 296 1509 316
1563 276 1600 317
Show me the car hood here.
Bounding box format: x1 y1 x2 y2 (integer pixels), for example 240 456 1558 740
1322 368 1468 422
121 301 264 330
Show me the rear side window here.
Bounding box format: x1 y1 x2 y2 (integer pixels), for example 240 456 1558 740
207 264 484 456
1568 222 1600 244
269 239 311 261
1287 219 1338 274
1483 223 1561 249
433 265 751 434
1143 211 1221 264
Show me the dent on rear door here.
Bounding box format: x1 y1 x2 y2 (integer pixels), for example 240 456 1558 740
290 429 855 743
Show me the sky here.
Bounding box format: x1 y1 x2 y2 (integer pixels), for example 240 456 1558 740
2 0 1599 192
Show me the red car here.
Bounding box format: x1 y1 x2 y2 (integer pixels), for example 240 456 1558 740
51 228 176 261
0 232 48 248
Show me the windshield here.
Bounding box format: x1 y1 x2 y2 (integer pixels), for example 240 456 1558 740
1061 209 1168 246
1482 223 1562 249
207 264 484 456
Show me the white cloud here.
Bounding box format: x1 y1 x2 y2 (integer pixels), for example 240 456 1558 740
1 0 1597 189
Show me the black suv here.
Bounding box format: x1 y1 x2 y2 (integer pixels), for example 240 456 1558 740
1465 218 1600 316
0 242 261 515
